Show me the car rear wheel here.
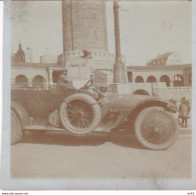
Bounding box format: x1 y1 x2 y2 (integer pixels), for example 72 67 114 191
60 94 101 135
135 106 179 150
11 110 22 145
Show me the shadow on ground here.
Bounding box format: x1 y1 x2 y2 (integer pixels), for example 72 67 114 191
21 131 143 149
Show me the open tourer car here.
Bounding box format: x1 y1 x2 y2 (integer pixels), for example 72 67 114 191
11 70 179 150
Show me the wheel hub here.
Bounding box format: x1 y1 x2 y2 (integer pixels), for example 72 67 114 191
152 127 161 134
141 111 174 145
66 100 94 129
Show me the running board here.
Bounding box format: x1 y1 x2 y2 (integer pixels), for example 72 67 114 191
24 125 65 131
23 125 111 133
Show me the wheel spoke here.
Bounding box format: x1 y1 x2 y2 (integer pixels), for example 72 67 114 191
66 100 93 129
68 103 80 113
69 115 77 122
82 112 90 119
82 118 91 127
78 118 83 129
80 118 87 128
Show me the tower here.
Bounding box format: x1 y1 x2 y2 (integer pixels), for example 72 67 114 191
62 0 108 53
59 0 126 81
14 43 25 62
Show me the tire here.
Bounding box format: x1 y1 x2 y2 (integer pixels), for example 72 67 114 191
135 106 179 150
60 94 101 135
11 110 22 145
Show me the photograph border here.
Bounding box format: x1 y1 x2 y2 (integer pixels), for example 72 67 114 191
1 0 196 190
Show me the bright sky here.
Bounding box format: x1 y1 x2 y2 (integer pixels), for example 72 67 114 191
11 0 191 66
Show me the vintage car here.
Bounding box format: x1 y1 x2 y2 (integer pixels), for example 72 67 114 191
11 70 179 150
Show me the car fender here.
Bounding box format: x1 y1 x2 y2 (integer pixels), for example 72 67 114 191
100 93 168 113
127 98 169 121
11 101 32 128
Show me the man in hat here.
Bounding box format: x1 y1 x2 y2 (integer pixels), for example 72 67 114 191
56 70 73 89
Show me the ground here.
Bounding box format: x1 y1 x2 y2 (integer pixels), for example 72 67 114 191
10 131 191 179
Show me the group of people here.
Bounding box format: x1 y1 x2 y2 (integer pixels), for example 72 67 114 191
166 96 191 128
169 97 191 128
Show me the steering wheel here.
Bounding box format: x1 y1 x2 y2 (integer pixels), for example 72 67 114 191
83 79 93 89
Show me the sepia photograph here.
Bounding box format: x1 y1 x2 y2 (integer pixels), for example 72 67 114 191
1 0 195 190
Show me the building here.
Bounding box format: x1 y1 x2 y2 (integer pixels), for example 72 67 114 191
127 64 192 87
10 1 192 101
62 0 108 53
11 61 63 88
11 43 25 62
126 60 192 100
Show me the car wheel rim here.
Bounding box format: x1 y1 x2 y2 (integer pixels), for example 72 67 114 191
140 111 175 145
67 100 93 129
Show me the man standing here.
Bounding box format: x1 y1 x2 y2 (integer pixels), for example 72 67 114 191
178 97 191 128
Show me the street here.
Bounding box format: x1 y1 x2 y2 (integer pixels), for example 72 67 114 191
11 131 191 179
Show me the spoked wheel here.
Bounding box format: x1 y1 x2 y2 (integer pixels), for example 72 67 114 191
11 110 22 145
135 106 179 150
67 100 94 128
60 94 101 135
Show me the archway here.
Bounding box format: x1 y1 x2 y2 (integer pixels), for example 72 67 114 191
160 75 170 87
133 89 150 95
15 75 28 87
147 76 156 83
135 76 144 83
173 74 184 87
32 75 46 88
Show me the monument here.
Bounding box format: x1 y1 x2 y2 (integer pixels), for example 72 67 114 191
58 0 126 81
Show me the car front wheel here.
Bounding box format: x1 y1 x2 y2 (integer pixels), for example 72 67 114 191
60 94 101 135
135 106 179 150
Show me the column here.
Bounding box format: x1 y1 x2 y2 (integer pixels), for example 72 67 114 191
29 78 33 87
47 68 54 86
170 80 173 87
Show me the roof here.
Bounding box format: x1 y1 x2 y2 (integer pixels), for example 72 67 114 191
155 52 174 61
12 61 63 69
127 64 192 71
95 69 113 75
146 51 178 66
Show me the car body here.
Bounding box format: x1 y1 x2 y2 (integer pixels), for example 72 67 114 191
11 70 179 150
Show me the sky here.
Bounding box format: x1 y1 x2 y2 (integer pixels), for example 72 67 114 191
11 0 192 66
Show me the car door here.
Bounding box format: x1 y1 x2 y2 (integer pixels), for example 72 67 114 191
26 88 53 118
50 84 77 111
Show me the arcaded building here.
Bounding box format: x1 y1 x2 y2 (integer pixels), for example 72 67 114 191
11 1 191 101
126 51 191 87
127 64 192 87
